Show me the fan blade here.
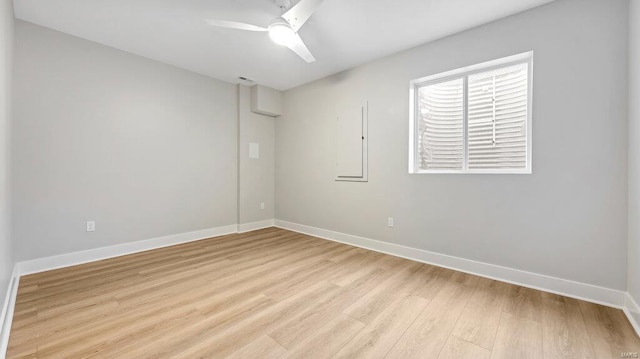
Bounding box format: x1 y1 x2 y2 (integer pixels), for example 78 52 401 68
284 33 316 63
281 0 324 31
206 19 268 32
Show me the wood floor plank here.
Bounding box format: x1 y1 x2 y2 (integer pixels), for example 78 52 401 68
226 335 288 359
541 294 596 359
437 336 491 359
5 228 638 359
7 307 37 331
329 251 385 287
283 313 366 358
449 270 482 287
333 294 429 359
384 281 475 358
167 282 343 358
502 286 543 323
262 259 339 301
578 300 640 359
268 267 390 349
92 294 276 359
341 261 425 324
51 308 206 359
490 312 543 359
5 308 38 359
409 265 456 300
451 278 511 350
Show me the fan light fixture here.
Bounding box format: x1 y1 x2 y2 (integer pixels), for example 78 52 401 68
268 21 295 46
206 0 323 63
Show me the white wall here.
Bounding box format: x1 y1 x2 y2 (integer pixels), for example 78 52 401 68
237 85 275 225
0 0 14 307
276 0 629 290
12 21 238 261
628 0 640 325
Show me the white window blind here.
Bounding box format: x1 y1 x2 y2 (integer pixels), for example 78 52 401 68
468 63 528 169
409 52 532 174
417 79 464 171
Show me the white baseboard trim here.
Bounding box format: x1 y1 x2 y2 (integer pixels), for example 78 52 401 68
274 219 627 309
15 224 239 276
624 293 640 337
238 219 275 233
0 267 19 359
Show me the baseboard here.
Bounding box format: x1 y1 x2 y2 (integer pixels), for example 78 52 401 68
15 224 239 276
624 293 640 337
238 219 275 233
0 267 19 359
274 219 627 309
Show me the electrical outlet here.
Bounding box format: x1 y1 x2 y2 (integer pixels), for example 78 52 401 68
387 217 394 228
86 221 96 232
260 202 265 210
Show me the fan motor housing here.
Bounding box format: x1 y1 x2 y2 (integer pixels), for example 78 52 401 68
275 0 291 10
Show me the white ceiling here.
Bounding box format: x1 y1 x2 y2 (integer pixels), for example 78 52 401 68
14 0 555 90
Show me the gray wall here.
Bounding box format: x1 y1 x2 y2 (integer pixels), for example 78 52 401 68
12 21 238 261
276 0 629 290
629 0 640 323
237 85 275 225
0 0 13 308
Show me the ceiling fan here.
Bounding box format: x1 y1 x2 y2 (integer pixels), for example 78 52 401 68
206 0 324 63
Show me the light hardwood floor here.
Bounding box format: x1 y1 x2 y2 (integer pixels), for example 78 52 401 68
6 227 640 358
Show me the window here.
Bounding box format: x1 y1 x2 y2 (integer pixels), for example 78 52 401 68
409 52 533 174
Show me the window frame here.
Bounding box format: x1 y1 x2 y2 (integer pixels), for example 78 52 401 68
409 52 533 174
